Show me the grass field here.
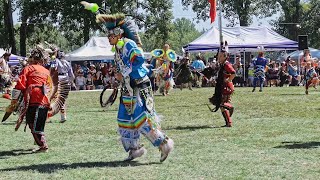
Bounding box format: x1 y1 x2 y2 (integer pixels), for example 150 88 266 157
0 86 319 180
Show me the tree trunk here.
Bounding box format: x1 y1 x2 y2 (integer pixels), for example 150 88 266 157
83 16 90 44
20 15 28 57
3 0 16 54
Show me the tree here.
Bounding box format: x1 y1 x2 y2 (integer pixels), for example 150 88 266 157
141 0 174 50
17 0 59 56
2 0 16 53
0 1 6 49
271 0 301 41
181 0 278 26
13 0 176 55
300 0 320 48
168 18 201 54
271 0 320 48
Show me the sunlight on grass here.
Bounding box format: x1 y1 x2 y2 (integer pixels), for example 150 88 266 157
0 87 319 179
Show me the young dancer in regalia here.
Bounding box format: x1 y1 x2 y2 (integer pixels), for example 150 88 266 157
81 1 174 162
176 54 193 90
47 49 75 123
151 44 177 96
304 61 319 95
209 42 235 127
8 47 51 153
252 52 268 92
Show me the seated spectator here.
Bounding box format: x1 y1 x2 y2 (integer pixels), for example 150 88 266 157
247 63 255 87
287 60 301 86
267 62 279 86
95 67 104 89
76 71 86 90
86 73 95 90
233 64 244 87
279 61 290 87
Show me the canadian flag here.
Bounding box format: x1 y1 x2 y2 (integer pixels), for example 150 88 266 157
209 0 216 23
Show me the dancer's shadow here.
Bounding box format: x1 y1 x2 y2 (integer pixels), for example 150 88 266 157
0 161 161 173
279 93 305 96
1 122 17 125
274 141 320 149
0 149 33 159
164 125 222 131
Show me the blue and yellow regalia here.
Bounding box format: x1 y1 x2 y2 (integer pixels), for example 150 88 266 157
151 46 177 96
82 1 174 162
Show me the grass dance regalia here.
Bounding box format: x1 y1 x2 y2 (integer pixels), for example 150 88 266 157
175 55 193 90
208 42 236 127
252 52 268 92
151 44 177 96
5 46 52 153
304 61 319 95
81 1 174 162
46 45 75 123
2 58 29 123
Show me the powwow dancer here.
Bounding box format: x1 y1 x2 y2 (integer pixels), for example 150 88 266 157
208 42 235 127
252 52 268 92
151 44 177 96
0 52 12 98
47 49 75 123
81 1 174 162
175 55 193 90
304 61 318 95
2 58 29 123
7 46 52 153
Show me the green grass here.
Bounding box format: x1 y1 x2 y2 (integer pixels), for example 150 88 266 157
0 86 319 179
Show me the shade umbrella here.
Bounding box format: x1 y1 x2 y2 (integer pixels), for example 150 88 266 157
278 48 320 61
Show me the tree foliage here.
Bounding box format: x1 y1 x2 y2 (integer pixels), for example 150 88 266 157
272 0 320 48
168 18 201 54
181 0 278 26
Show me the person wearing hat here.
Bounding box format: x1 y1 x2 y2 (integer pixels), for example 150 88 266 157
209 42 235 127
82 1 174 162
252 52 268 92
47 50 75 123
8 47 51 153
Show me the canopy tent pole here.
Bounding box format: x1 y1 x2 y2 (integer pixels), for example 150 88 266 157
218 0 223 47
244 51 246 80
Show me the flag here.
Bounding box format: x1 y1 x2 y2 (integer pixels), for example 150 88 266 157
209 0 216 23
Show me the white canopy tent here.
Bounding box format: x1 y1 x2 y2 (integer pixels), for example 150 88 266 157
184 26 298 53
65 36 115 61
65 36 153 62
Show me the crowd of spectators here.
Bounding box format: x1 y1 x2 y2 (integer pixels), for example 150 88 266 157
70 50 319 91
72 61 117 90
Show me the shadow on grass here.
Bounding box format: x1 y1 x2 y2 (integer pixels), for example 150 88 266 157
71 109 118 113
1 121 17 125
0 161 161 173
174 103 209 108
279 93 305 96
0 149 34 159
164 125 223 131
274 141 320 149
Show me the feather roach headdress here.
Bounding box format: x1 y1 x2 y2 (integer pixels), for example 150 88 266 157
81 1 142 46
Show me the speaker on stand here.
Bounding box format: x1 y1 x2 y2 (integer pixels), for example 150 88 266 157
298 35 308 50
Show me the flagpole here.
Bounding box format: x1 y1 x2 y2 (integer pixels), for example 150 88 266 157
218 0 223 48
